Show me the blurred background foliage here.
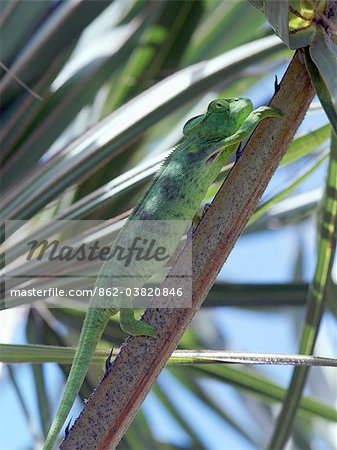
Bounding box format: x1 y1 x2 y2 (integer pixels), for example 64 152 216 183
0 1 336 449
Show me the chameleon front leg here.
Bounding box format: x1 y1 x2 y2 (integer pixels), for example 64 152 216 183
222 106 282 148
205 106 282 163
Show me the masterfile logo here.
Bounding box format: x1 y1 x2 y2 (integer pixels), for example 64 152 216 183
4 220 192 309
26 236 171 267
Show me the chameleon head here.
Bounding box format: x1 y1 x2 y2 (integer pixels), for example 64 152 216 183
205 98 253 139
183 98 253 142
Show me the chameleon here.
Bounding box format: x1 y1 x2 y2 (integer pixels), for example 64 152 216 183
44 98 281 449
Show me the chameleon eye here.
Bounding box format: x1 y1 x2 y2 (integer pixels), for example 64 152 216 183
212 100 229 111
208 99 228 113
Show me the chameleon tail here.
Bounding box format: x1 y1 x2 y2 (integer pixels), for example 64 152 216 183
43 307 112 450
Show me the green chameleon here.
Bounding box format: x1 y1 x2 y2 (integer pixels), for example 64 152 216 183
44 98 281 449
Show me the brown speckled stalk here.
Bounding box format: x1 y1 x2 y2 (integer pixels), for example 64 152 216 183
61 51 314 450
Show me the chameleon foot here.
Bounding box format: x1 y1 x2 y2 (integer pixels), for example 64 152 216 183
192 203 211 230
120 308 156 337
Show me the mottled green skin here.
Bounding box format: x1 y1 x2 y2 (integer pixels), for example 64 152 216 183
44 98 281 449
